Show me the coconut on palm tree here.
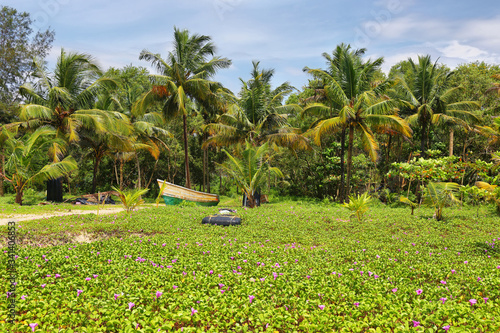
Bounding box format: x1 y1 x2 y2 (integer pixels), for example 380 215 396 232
138 27 231 189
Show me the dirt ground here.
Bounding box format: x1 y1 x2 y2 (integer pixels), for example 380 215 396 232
0 206 128 225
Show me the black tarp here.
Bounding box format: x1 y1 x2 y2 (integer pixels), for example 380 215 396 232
47 178 63 202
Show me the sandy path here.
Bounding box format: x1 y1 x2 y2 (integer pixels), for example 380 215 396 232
0 206 130 225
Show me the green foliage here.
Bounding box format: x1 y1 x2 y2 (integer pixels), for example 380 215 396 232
399 195 418 215
422 182 461 220
112 186 149 213
2 202 499 331
342 192 373 221
475 181 500 214
217 141 284 208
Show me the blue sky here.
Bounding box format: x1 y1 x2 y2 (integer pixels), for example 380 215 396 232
5 0 500 93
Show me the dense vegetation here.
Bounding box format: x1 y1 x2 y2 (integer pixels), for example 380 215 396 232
1 202 499 331
1 6 499 206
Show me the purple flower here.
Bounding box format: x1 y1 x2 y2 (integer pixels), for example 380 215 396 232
477 277 482 282
440 280 446 285
354 302 360 307
391 288 398 293
464 261 468 264
55 274 61 278
442 325 450 331
29 323 38 332
451 269 456 274
128 302 135 310
156 291 163 299
416 289 423 295
114 293 120 300
413 320 420 327
21 295 27 300
77 289 83 297
85 277 91 281
318 305 325 310
440 297 447 304
173 285 178 289
469 299 477 305
483 297 489 304
191 307 198 316
209 270 213 275
93 274 98 278
41 284 46 288
249 295 255 303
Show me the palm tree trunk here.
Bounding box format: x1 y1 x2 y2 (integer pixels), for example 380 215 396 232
135 154 141 189
15 186 23 205
119 158 124 190
346 125 354 202
339 128 346 202
203 146 207 192
449 129 454 157
91 156 101 194
0 150 4 197
420 120 427 157
183 114 191 189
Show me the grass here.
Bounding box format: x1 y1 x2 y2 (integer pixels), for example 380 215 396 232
0 200 499 331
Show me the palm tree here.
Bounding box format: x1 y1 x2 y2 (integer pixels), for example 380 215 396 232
392 55 480 156
18 49 118 199
138 27 231 189
0 126 77 205
204 61 308 150
303 44 412 201
217 141 284 208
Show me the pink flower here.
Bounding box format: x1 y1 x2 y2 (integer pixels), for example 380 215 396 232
249 295 255 303
209 270 213 274
93 274 98 278
451 269 456 274
413 320 420 327
156 291 163 299
173 285 178 289
442 325 450 331
392 288 398 293
354 302 359 307
483 297 489 304
440 280 446 285
318 305 325 310
128 302 135 310
440 297 447 304
41 284 46 288
21 295 27 300
416 289 423 295
114 293 120 300
77 289 83 297
29 323 38 332
85 277 91 281
469 299 477 305
191 307 198 316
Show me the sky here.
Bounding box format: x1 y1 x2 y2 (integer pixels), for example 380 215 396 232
5 0 500 94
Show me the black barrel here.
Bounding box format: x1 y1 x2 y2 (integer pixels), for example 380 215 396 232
202 215 241 226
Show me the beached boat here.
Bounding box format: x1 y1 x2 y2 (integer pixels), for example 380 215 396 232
157 179 220 206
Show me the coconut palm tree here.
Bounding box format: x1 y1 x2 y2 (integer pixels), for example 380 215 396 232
303 44 412 201
138 27 231 189
0 126 77 205
204 61 308 151
17 49 118 199
217 141 284 208
391 55 480 156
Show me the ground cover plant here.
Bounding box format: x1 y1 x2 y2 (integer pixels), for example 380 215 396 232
1 201 499 332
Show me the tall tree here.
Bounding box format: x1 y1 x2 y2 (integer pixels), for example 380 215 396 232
0 5 54 105
138 27 231 189
18 49 118 199
204 61 308 150
390 55 480 157
304 44 412 200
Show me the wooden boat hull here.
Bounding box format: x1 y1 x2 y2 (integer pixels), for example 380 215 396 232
157 179 220 206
